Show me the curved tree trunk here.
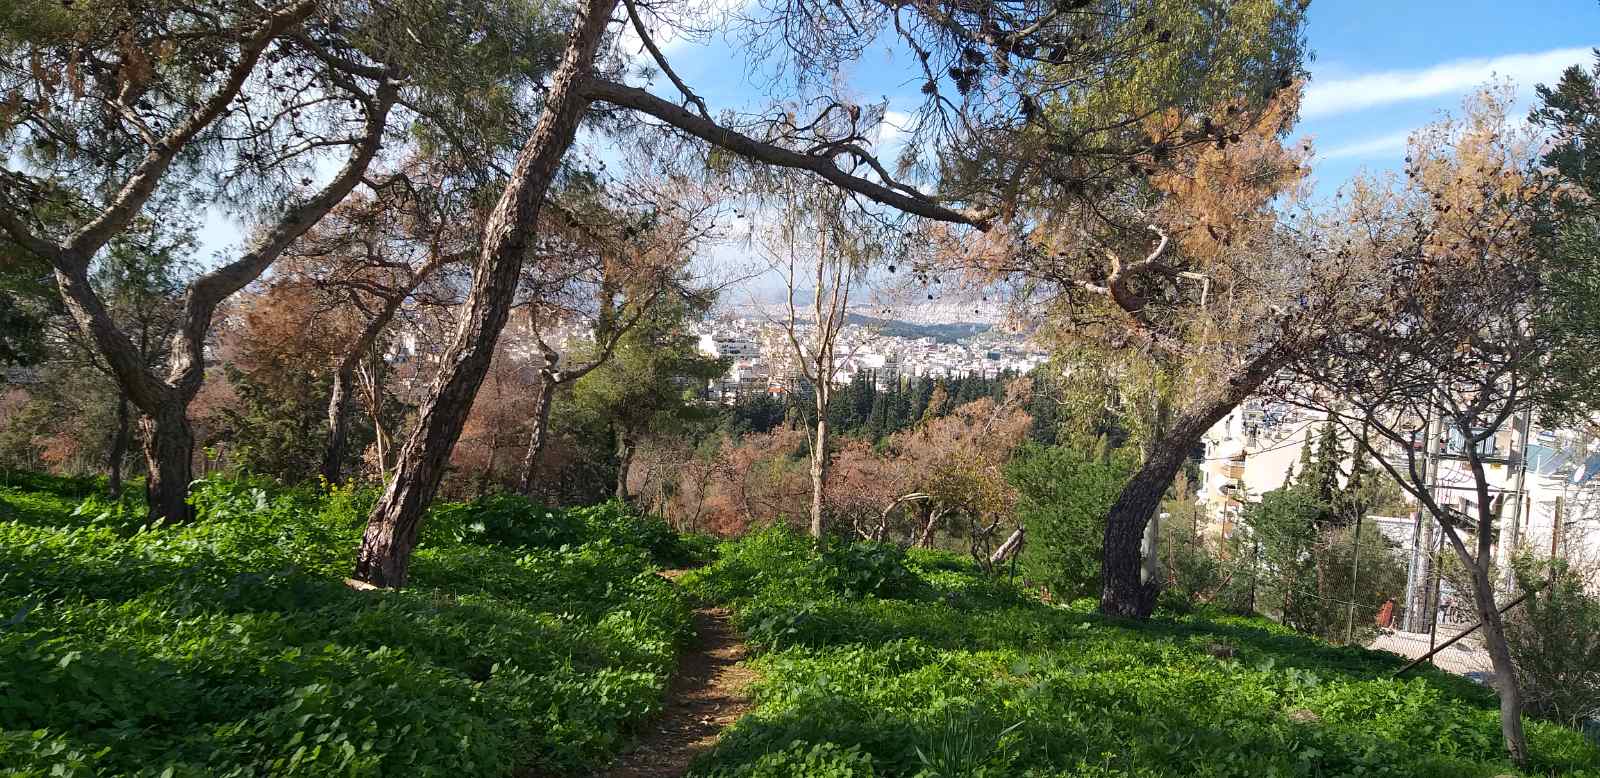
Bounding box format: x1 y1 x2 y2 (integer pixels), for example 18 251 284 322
37 78 395 524
140 402 194 524
1100 378 1264 618
324 288 416 483
516 367 558 495
1468 561 1528 765
352 0 618 588
107 391 131 498
1456 439 1529 765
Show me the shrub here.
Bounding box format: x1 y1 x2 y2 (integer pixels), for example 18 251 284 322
1230 493 1409 642
815 541 923 600
423 492 587 550
1505 554 1600 732
1006 438 1137 601
679 524 822 604
699 741 877 777
570 501 711 568
0 472 694 776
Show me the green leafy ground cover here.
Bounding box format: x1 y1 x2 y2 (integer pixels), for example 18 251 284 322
0 473 700 777
680 526 1600 778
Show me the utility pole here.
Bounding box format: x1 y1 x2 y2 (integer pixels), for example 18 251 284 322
1500 409 1532 591
1402 507 1425 631
1404 408 1441 632
1345 513 1363 644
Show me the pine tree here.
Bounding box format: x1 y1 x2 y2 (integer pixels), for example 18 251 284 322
955 373 982 405
1311 423 1343 509
865 392 888 441
923 381 950 425
1290 423 1346 527
891 377 915 435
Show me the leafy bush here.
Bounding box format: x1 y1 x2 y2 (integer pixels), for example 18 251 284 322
815 541 924 600
1505 554 1600 732
681 526 934 608
1229 494 1409 642
1006 438 1137 601
422 494 710 569
0 472 695 776
423 492 588 549
679 524 823 604
685 529 1600 778
570 501 714 568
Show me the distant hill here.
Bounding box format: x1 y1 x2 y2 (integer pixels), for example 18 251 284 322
845 313 991 344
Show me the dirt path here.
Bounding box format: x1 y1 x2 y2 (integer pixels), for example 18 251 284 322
597 575 756 778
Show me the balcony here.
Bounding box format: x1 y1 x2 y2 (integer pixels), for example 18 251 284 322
1437 427 1511 464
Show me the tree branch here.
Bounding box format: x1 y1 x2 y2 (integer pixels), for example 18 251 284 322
166 78 399 397
581 77 993 228
621 0 710 120
60 0 318 264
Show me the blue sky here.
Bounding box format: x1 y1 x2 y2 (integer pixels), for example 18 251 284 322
1300 0 1598 190
634 0 1600 193
198 3 1600 287
608 0 1600 304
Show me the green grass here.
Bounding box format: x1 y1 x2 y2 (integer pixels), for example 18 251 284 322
680 526 1600 777
0 474 699 777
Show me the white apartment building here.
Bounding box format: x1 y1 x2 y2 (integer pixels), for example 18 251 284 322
1196 400 1322 532
1196 398 1600 573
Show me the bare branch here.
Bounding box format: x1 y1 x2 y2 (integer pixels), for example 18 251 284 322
581 77 993 228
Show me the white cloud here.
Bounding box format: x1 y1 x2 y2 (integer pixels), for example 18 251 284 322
875 109 912 146
1303 46 1592 119
1320 130 1412 160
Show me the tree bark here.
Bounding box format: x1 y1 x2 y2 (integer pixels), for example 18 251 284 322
107 391 131 498
615 428 636 502
516 366 558 496
1456 436 1529 765
1465 557 1528 765
1100 378 1260 618
915 505 941 549
352 0 617 588
810 414 828 539
140 401 194 524
323 361 357 484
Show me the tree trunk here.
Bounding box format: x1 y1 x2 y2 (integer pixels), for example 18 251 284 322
1457 436 1529 765
322 359 357 484
352 0 617 588
326 289 417 484
1464 558 1528 765
1100 449 1183 617
615 429 636 502
357 354 392 477
107 391 131 498
517 367 557 495
810 414 828 538
1472 566 1523 765
916 506 940 549
140 402 194 524
1101 381 1256 618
